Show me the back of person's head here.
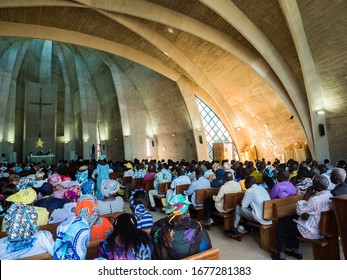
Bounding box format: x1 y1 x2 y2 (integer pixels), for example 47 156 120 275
297 166 310 179
336 160 346 168
108 213 150 255
147 164 156 173
288 161 299 172
324 159 330 164
299 161 308 169
137 163 145 170
277 169 290 182
177 166 186 176
317 164 328 175
310 167 321 178
37 182 54 197
161 163 169 170
223 162 231 170
35 170 45 181
9 174 20 184
313 175 329 192
245 176 256 189
196 167 204 178
257 161 266 172
224 171 233 181
133 190 148 206
331 168 347 184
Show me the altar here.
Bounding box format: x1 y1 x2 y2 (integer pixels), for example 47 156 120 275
28 154 55 165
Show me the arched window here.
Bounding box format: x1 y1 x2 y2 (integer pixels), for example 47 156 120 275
196 96 239 161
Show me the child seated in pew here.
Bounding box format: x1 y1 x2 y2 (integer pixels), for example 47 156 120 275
97 213 152 260
0 203 54 260
129 189 153 231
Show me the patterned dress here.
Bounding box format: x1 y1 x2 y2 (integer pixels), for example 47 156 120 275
151 215 212 260
97 240 152 260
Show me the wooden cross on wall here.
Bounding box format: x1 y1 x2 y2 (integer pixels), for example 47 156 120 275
29 87 52 147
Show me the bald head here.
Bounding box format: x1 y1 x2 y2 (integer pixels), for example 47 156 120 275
331 168 347 185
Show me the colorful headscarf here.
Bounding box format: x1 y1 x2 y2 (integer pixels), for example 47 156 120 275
4 203 38 251
162 194 191 216
75 194 99 227
101 179 120 198
13 166 23 174
64 185 81 202
48 173 61 187
17 177 35 191
53 216 91 260
98 155 106 161
80 179 95 195
6 188 37 205
76 170 88 183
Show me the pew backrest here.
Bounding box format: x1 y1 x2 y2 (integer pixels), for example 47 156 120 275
223 192 244 212
182 247 219 260
263 194 304 221
176 184 190 195
195 188 220 205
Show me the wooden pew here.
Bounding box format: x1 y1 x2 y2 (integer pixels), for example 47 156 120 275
189 188 220 221
211 192 244 231
121 176 132 186
153 182 171 208
331 194 347 259
175 184 190 195
244 194 304 253
297 210 340 260
145 179 154 191
131 178 144 189
109 172 123 180
181 247 219 260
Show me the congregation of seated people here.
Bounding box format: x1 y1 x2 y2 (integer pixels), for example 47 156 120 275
0 156 346 260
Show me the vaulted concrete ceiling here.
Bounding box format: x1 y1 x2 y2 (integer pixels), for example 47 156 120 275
0 0 346 162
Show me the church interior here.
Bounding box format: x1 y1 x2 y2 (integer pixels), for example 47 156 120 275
0 0 346 165
0 0 347 263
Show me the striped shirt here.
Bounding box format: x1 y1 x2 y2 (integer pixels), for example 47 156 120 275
134 204 153 230
295 190 332 239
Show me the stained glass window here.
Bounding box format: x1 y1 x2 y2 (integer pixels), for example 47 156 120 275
196 96 239 161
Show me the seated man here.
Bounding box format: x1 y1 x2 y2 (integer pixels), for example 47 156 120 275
272 175 333 260
132 163 147 179
203 171 241 228
166 166 191 201
228 176 272 236
184 167 211 207
330 168 347 196
148 163 172 211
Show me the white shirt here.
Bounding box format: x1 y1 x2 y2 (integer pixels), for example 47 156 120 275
213 180 241 212
241 184 272 225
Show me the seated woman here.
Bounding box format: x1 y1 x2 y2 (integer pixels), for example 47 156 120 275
97 213 152 260
2 188 49 231
34 182 68 211
0 203 54 259
98 179 124 215
75 194 113 242
151 194 212 260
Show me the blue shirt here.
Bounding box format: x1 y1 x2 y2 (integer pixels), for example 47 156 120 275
184 176 211 206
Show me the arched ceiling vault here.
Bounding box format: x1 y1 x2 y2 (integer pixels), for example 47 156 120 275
0 0 346 162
